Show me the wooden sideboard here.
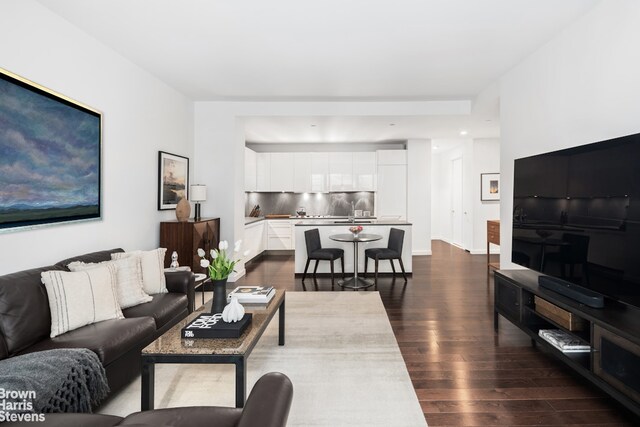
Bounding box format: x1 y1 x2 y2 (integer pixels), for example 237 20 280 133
160 218 220 272
487 219 500 270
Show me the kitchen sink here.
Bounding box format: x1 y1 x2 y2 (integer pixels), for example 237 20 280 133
333 220 373 224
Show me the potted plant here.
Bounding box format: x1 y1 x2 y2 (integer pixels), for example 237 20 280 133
198 241 249 314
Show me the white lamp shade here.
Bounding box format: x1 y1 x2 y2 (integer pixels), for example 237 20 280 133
190 185 207 202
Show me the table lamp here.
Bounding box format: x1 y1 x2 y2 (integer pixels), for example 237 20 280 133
190 184 207 221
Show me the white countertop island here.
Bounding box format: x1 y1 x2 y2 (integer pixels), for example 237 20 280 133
294 220 412 274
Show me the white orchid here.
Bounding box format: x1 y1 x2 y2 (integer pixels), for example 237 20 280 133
197 248 205 258
200 259 210 268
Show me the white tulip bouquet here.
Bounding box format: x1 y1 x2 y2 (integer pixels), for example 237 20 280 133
197 240 249 281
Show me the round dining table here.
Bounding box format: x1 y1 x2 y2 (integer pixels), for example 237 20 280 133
329 233 383 290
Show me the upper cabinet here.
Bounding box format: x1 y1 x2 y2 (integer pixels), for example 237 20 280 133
244 147 257 192
270 153 295 192
256 152 271 191
353 152 376 191
329 152 353 191
245 148 381 192
311 152 329 192
294 153 312 193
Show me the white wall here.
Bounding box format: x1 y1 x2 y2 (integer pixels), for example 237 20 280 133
471 138 500 254
0 0 193 274
407 139 432 255
499 0 640 268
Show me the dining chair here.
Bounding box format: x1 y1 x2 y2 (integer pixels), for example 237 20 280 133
364 228 407 283
302 228 345 285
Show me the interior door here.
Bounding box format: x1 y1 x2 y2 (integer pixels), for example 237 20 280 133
451 157 463 247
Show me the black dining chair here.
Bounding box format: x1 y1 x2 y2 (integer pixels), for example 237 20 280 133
302 228 345 285
364 228 407 283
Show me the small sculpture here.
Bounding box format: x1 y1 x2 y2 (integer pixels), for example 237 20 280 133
222 296 245 323
170 251 179 269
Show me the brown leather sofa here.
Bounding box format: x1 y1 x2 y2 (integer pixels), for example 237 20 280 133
6 372 293 427
0 248 195 397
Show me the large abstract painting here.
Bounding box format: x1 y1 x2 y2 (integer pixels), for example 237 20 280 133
0 68 101 231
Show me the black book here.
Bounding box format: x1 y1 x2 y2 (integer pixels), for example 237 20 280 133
182 313 252 339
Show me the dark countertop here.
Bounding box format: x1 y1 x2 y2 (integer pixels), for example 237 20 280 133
245 215 378 225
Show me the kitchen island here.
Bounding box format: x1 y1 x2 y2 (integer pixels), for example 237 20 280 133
294 220 412 275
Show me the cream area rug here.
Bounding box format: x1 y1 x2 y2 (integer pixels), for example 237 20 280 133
98 292 427 427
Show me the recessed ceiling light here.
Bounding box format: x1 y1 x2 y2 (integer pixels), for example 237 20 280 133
460 130 468 136
389 123 396 126
433 145 439 150
310 124 316 127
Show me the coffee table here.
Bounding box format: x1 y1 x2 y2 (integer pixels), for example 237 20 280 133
140 289 285 409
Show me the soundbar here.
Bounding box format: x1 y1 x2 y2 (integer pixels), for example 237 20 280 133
538 276 605 308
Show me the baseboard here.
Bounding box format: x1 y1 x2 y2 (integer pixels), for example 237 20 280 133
469 248 501 255
412 250 432 256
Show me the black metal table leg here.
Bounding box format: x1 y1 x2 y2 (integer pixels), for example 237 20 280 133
235 357 247 408
279 298 285 346
141 359 155 410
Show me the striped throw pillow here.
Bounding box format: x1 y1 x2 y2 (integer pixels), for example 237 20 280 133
41 267 124 338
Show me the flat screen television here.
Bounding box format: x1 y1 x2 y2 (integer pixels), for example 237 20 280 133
512 132 640 309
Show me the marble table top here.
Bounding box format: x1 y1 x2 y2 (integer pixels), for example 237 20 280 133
142 289 285 356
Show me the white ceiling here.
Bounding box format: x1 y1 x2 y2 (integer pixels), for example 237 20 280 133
243 114 499 143
37 0 598 141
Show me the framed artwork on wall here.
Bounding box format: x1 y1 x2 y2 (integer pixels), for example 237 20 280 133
158 151 189 210
481 173 500 201
0 67 102 233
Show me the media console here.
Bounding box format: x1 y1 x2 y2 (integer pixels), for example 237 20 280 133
494 269 640 417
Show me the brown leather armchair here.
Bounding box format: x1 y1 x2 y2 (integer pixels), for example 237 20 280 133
5 372 293 427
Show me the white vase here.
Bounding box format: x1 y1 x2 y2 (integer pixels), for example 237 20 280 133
222 296 245 323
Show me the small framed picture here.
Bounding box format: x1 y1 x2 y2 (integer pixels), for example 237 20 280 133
158 151 189 210
481 173 500 201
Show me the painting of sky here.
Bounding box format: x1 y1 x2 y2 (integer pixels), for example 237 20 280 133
0 73 100 226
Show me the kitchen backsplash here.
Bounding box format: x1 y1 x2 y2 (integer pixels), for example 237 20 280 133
245 192 374 217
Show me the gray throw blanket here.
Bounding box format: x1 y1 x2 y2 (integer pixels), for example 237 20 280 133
0 348 109 413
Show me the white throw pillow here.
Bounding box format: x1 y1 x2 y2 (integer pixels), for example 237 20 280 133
41 267 124 338
68 257 153 309
112 248 167 295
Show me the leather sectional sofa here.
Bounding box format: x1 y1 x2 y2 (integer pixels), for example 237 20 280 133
6 372 293 427
0 248 195 397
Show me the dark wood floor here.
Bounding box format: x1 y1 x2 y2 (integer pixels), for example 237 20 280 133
234 240 638 426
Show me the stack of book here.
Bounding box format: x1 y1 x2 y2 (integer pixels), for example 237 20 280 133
538 329 591 353
227 286 275 304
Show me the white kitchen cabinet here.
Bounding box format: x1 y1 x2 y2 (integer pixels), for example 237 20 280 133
244 147 257 191
256 153 271 191
294 153 312 193
270 153 294 192
376 164 407 220
329 152 353 191
267 220 293 250
311 152 329 192
244 220 265 261
353 151 376 191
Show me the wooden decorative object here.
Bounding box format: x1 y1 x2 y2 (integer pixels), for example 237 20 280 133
175 197 190 222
